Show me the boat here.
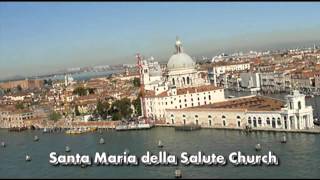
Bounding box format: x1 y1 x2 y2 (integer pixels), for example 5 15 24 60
175 169 182 179
255 144 261 151
43 128 48 133
1 142 5 147
281 136 287 143
34 135 39 142
65 146 71 152
99 138 105 144
25 155 31 162
158 140 164 148
9 127 28 132
65 127 97 135
175 124 201 131
115 123 152 131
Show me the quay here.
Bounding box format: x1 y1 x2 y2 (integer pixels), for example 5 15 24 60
154 124 320 134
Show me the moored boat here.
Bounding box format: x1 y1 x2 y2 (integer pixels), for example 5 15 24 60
65 127 97 135
115 123 152 131
9 127 28 132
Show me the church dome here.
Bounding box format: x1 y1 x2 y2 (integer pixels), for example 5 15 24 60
167 53 195 70
167 37 195 71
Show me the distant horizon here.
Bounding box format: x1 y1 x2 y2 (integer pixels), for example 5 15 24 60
1 2 320 80
0 39 319 82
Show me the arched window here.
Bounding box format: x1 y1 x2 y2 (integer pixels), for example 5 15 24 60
183 77 186 85
298 101 301 110
208 115 212 119
187 77 190 84
237 116 241 119
172 78 175 85
277 117 281 125
222 115 226 119
223 120 226 126
209 120 212 126
195 115 198 118
266 117 270 125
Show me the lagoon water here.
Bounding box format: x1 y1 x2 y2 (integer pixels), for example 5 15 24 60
0 127 319 179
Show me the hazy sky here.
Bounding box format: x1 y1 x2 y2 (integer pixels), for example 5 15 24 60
1 2 320 79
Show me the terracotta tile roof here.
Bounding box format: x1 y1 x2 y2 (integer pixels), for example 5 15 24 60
144 85 222 98
184 95 285 112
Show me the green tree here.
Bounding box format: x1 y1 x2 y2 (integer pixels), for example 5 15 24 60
49 111 62 121
15 102 24 109
95 100 110 120
132 96 141 116
111 112 121 121
109 98 133 120
133 77 140 87
73 87 88 96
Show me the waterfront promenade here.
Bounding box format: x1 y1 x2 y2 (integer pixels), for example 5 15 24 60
155 123 320 134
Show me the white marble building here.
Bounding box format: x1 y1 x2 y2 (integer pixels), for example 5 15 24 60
139 38 225 121
165 90 314 130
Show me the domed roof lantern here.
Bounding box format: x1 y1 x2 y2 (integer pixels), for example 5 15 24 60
175 36 183 54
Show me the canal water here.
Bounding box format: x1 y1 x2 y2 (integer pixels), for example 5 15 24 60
0 127 319 178
1 91 320 178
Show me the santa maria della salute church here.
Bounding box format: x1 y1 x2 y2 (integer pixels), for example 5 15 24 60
138 38 314 131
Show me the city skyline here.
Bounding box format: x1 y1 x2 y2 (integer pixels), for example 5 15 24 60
1 2 320 79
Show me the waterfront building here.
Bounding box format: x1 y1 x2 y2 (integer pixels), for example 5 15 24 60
139 38 225 121
165 90 314 130
0 105 35 128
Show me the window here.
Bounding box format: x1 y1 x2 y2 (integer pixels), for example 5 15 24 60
195 115 198 118
237 121 241 127
182 114 186 118
237 116 241 119
171 114 174 117
298 101 301 110
258 117 262 125
209 95 211 100
277 118 281 125
223 120 226 126
266 117 270 125
222 115 226 119
209 120 212 126
208 115 212 119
